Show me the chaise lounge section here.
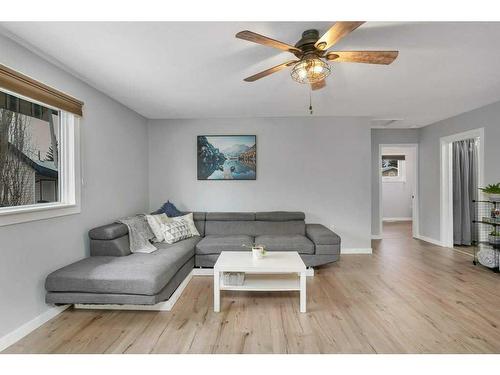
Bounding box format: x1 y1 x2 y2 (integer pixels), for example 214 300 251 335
45 211 340 307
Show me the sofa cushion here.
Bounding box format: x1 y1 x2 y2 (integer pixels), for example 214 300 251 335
205 221 256 236
90 236 131 257
190 212 206 222
194 219 205 237
255 235 315 254
206 212 255 221
192 214 205 237
253 221 305 236
305 224 341 245
255 211 305 221
314 244 341 255
46 236 200 296
205 220 305 236
89 223 128 240
195 235 254 255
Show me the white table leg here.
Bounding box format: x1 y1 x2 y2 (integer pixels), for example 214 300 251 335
214 270 220 312
300 271 306 313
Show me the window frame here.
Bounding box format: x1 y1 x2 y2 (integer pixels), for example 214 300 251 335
0 88 81 226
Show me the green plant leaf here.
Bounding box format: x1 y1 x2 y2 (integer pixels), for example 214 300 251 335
479 183 500 194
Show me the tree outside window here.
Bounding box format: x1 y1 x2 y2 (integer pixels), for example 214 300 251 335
0 91 59 208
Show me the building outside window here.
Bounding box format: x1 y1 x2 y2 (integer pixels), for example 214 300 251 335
0 90 60 208
381 155 406 182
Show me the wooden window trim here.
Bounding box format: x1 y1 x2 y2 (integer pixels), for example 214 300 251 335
0 64 83 116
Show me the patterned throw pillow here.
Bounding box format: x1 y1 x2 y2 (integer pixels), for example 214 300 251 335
171 213 200 236
145 213 172 242
161 219 193 244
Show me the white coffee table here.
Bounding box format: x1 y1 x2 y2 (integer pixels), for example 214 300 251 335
213 251 307 313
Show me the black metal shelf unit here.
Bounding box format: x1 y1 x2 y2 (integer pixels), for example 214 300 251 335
472 200 500 272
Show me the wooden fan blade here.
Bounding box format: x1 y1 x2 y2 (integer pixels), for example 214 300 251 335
236 30 302 54
315 22 365 51
311 79 326 91
244 61 298 82
326 51 399 65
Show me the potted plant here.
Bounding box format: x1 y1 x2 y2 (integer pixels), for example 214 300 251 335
479 183 500 202
489 230 500 246
242 243 267 259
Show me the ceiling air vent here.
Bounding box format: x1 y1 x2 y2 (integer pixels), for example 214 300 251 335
370 119 404 128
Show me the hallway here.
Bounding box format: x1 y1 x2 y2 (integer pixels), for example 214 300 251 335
383 221 475 257
382 221 413 239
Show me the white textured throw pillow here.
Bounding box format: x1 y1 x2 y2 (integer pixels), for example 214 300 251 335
145 213 172 242
172 213 200 236
161 219 193 244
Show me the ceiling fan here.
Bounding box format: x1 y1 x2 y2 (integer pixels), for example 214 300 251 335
236 22 398 90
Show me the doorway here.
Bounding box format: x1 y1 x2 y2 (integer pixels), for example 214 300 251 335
378 144 419 238
440 128 484 249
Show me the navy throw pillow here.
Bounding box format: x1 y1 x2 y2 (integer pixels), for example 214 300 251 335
154 201 183 217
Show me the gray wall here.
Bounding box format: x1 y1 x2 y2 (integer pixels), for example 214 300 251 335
371 129 420 236
148 117 372 250
419 101 500 241
0 34 149 339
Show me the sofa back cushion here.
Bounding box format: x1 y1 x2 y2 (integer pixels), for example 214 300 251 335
204 211 305 236
205 220 256 236
90 236 131 257
206 212 255 221
192 212 206 236
253 220 305 235
255 211 305 221
89 222 128 240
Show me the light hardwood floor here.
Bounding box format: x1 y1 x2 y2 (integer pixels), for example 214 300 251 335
3 222 500 354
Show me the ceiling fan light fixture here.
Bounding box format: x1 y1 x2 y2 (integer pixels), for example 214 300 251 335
290 56 330 84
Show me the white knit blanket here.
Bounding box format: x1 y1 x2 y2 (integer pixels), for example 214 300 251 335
118 215 157 253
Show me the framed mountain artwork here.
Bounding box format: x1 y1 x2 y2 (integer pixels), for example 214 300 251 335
197 135 256 180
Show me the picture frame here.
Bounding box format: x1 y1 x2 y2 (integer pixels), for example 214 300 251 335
197 135 256 180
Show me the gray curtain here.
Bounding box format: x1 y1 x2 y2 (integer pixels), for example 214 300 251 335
452 138 478 245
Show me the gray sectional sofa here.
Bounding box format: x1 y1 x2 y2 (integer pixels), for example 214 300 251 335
45 211 340 306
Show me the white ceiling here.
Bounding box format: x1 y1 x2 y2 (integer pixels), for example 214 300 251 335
2 22 500 127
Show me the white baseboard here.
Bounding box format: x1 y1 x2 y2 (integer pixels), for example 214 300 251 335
341 248 372 254
383 217 412 222
371 234 383 240
0 304 69 352
415 235 447 247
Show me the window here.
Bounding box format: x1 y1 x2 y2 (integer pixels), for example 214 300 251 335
0 64 83 226
0 91 60 207
382 155 406 182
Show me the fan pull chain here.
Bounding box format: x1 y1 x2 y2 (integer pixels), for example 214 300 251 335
309 88 313 115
